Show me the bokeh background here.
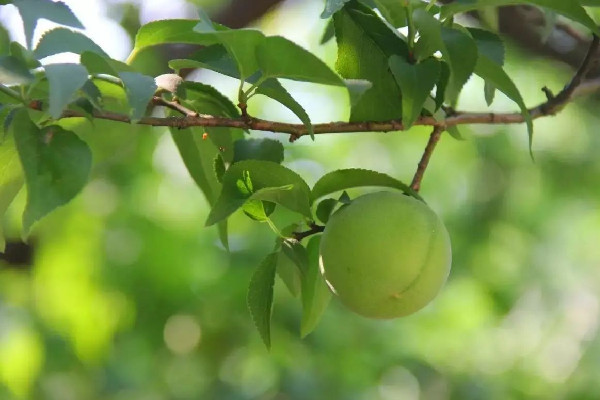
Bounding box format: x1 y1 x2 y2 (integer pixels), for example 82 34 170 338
1 1 600 399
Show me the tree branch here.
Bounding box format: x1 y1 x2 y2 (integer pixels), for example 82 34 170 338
410 126 445 192
14 29 600 141
292 223 325 242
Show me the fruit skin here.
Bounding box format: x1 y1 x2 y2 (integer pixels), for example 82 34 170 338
319 191 451 319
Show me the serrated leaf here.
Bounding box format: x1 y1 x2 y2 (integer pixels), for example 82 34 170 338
169 44 239 77
322 0 352 18
0 55 34 84
434 61 450 111
179 81 242 163
13 0 84 49
206 160 311 226
276 246 302 297
413 10 478 104
389 56 440 128
334 2 406 121
247 252 278 349
257 36 344 86
320 19 335 44
12 110 91 234
0 134 24 252
214 154 226 183
33 27 108 59
371 0 409 27
316 198 337 224
255 78 314 139
169 47 313 139
81 51 133 75
474 56 533 153
44 63 88 119
441 0 599 35
468 28 504 66
281 240 309 276
128 20 221 64
301 236 331 337
9 42 40 69
441 27 478 104
233 138 284 164
311 168 420 202
118 72 156 122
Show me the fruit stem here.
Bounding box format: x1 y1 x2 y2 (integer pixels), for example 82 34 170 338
410 125 445 192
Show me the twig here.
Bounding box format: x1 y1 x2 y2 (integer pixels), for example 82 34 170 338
410 125 444 192
292 223 325 242
10 35 600 138
151 96 199 117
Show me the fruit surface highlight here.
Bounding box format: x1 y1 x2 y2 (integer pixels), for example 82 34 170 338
319 191 451 319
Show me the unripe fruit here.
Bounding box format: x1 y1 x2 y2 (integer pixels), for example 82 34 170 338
319 191 451 319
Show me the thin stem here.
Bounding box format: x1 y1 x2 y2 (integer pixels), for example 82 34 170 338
426 0 437 11
410 125 444 192
292 223 325 242
0 84 24 102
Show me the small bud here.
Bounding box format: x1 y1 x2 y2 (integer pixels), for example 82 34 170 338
154 73 183 94
202 132 208 140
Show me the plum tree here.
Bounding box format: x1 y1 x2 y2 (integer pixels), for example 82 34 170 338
319 191 452 319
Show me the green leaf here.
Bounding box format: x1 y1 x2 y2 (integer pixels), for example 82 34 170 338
192 24 265 81
169 46 313 139
276 242 302 297
320 19 336 44
441 27 478 104
119 72 156 122
9 42 41 69
233 138 284 164
13 0 84 49
473 56 533 152
311 168 421 202
0 134 24 252
255 78 314 139
80 51 133 75
370 0 409 27
33 27 108 59
257 36 343 86
214 154 226 183
468 28 504 66
322 0 352 18
0 55 34 84
413 10 478 104
301 236 332 337
333 2 406 121
44 63 89 119
247 252 278 349
434 61 450 111
281 240 309 276
315 198 338 224
179 81 242 164
389 56 440 128
128 20 221 64
12 110 91 234
169 44 240 78
206 160 312 226
441 0 599 35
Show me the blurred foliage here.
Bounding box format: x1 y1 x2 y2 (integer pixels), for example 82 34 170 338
1 1 600 399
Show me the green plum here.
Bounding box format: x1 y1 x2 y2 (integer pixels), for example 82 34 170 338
319 191 451 319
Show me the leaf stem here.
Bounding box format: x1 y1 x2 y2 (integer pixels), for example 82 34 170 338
0 84 25 102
